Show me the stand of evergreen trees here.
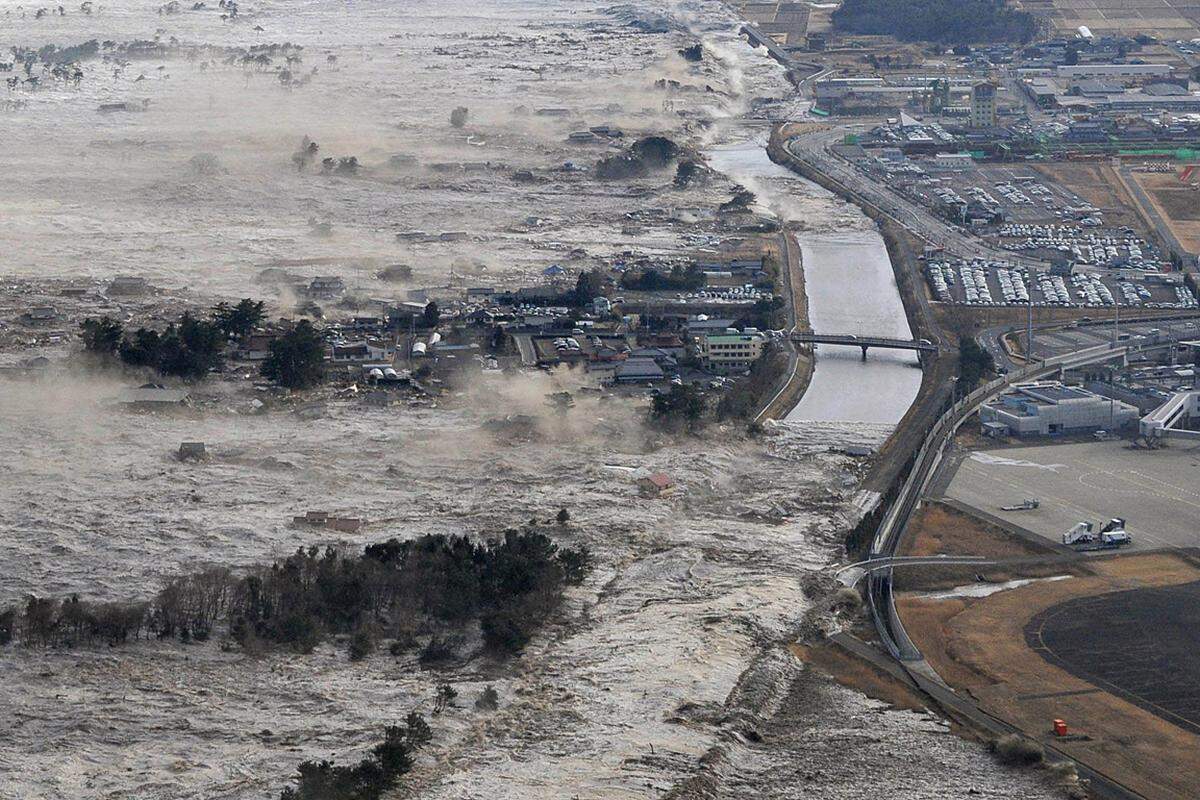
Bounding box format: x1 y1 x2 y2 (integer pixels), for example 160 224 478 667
619 264 705 292
80 298 266 380
279 713 432 800
0 530 591 658
957 335 995 392
716 343 789 420
832 0 1038 44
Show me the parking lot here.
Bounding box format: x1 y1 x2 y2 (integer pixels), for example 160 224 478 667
996 223 1166 271
925 258 1198 309
899 162 1093 226
943 440 1200 552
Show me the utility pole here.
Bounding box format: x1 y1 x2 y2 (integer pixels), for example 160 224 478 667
1112 301 1120 345
1026 274 1034 364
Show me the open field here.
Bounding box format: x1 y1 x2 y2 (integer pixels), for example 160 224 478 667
943 439 1200 552
1028 579 1200 734
728 1 811 46
900 552 1200 800
1016 0 1200 38
900 500 1055 558
1033 163 1153 240
1130 170 1200 254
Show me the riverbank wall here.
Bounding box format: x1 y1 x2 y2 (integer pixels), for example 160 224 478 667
767 125 958 535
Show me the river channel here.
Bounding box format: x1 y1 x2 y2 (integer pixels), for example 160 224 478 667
706 138 923 427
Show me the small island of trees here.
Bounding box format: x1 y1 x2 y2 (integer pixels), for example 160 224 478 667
0 529 591 659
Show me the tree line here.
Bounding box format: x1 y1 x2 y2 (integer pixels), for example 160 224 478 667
80 299 266 380
0 530 591 659
81 301 331 390
832 0 1039 44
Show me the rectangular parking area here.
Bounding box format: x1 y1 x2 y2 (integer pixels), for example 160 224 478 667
902 163 1091 227
925 259 1198 309
943 440 1200 552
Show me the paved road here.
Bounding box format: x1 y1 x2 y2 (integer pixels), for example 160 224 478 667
784 127 1050 269
1115 165 1194 265
978 313 1200 372
836 554 996 586
754 231 806 422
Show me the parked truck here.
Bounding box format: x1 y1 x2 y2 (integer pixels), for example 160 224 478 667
1062 518 1132 549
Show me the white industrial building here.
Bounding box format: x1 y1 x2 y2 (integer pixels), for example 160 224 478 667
980 381 1139 438
1055 64 1172 81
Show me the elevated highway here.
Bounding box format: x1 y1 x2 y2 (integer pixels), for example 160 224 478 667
863 341 1131 662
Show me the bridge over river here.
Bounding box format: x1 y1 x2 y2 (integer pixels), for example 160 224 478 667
791 332 938 361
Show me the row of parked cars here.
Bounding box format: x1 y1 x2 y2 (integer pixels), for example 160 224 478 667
998 224 1160 270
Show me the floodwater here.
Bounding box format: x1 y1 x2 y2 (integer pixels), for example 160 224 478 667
704 141 922 433
0 2 1063 799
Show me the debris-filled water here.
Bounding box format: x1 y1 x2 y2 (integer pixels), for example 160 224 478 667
0 1 1061 798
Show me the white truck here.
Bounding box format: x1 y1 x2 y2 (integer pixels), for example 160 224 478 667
1062 518 1132 549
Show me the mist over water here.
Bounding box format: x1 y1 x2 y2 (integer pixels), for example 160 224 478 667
0 3 1059 800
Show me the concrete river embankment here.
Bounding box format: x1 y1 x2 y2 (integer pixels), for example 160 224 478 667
707 139 922 429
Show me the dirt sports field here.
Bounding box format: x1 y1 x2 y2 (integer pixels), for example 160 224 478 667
1027 580 1200 735
900 552 1200 800
1130 170 1200 254
1015 0 1200 38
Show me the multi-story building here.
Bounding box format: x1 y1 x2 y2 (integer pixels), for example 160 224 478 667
695 331 767 374
970 82 997 128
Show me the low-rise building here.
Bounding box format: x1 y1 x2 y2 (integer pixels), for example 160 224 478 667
684 317 737 336
22 306 58 324
236 331 282 361
106 276 150 296
1055 63 1172 83
308 276 346 299
979 381 1138 437
330 339 394 365
116 384 190 408
637 473 675 497
613 357 665 384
